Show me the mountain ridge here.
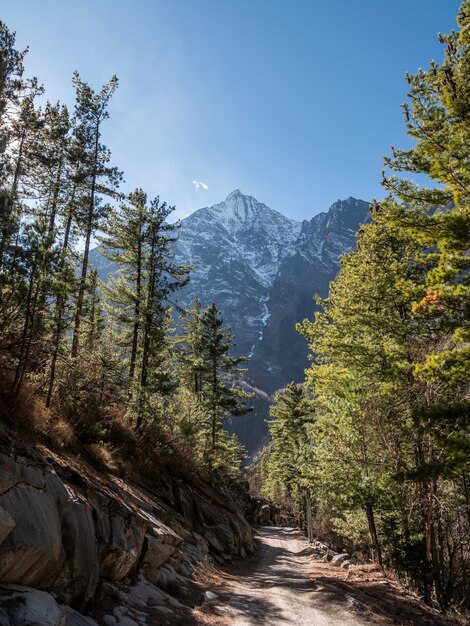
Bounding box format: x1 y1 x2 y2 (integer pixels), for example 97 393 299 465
90 191 370 453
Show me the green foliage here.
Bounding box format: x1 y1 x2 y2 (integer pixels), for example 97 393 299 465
288 2 470 609
174 299 205 401
100 188 189 424
173 301 251 475
0 20 249 488
262 383 315 507
201 302 252 454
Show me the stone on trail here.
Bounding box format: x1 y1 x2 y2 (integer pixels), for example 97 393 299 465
331 553 351 566
204 590 218 600
345 594 367 611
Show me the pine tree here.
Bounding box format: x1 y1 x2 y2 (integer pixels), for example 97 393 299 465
0 19 41 207
174 299 206 402
11 101 73 394
100 188 148 388
201 302 252 462
70 73 122 357
135 197 188 425
377 2 470 605
263 383 315 539
101 191 190 424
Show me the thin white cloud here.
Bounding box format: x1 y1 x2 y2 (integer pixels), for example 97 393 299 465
192 179 209 191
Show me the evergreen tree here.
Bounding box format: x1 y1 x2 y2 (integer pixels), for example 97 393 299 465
135 197 188 425
174 299 205 402
101 191 190 424
201 302 252 462
297 2 470 607
100 189 148 388
263 383 316 539
11 101 73 394
70 73 122 357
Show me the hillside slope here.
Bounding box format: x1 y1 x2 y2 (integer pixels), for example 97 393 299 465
0 425 254 625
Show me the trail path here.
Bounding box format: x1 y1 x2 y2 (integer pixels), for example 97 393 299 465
198 527 451 626
220 526 369 626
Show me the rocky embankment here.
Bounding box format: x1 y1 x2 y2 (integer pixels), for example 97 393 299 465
0 445 255 625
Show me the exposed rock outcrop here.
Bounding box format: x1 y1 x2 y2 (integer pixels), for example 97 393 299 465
0 448 255 625
0 588 98 626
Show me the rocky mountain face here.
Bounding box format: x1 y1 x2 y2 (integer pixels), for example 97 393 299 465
171 191 370 453
91 191 370 455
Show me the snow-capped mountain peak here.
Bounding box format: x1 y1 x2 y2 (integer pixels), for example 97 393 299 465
170 192 370 453
89 191 370 455
196 189 300 237
176 191 302 288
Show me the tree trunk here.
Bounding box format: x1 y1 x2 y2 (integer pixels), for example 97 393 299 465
137 222 157 428
423 482 433 606
11 260 38 394
211 359 217 452
129 234 142 390
0 132 25 269
365 501 383 568
46 200 75 407
15 279 41 392
305 493 314 543
71 123 99 357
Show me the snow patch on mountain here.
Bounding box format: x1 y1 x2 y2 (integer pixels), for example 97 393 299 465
89 191 370 455
174 190 302 290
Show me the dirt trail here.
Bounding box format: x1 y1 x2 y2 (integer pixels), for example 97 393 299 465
198 526 452 626
220 526 370 626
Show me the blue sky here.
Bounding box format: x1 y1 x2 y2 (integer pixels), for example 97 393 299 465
2 0 461 221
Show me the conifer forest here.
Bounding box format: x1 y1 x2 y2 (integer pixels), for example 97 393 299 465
0 1 468 624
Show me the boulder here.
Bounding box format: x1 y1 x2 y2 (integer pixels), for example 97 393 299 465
139 534 178 583
158 563 190 590
331 553 351 567
191 531 209 556
231 513 254 554
0 483 64 587
0 454 98 606
182 541 206 565
0 588 98 626
0 449 254 622
0 455 21 494
90 492 148 581
257 504 272 525
52 500 100 605
64 607 99 626
193 496 253 558
100 513 147 580
0 588 65 626
126 579 176 608
323 548 337 561
204 528 225 553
